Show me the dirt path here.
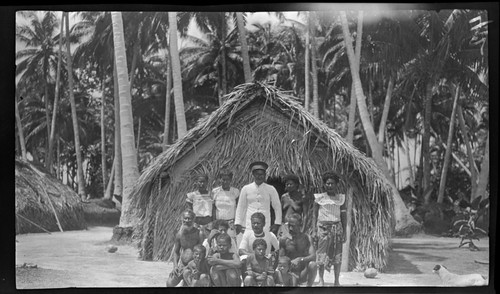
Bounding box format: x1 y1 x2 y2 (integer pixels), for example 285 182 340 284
15 227 490 288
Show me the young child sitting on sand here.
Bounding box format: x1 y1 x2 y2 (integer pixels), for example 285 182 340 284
207 233 242 287
274 255 299 286
244 239 275 286
182 245 211 287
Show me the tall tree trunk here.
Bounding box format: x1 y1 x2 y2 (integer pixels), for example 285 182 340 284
340 11 420 235
113 60 123 198
237 12 252 83
100 74 107 197
343 10 363 272
47 11 65 172
163 52 172 151
15 95 27 161
65 12 86 199
56 134 61 179
111 11 141 228
44 79 51 166
104 157 115 200
168 11 188 139
309 13 319 118
377 77 394 145
437 85 460 203
220 13 228 102
136 117 142 151
129 42 140 89
474 132 489 200
422 81 434 204
457 105 478 200
403 86 417 187
304 12 310 111
367 76 374 125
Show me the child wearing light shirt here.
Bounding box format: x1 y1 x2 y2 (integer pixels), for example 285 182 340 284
212 169 239 246
186 174 214 236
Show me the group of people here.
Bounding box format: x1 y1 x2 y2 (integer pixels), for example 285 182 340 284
166 161 347 287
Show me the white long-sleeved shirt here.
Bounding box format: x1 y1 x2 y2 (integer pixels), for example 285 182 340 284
234 182 282 231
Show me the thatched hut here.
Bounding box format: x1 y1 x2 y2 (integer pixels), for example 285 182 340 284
15 159 86 234
131 83 395 271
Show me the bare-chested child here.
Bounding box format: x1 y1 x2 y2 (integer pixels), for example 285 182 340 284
278 174 307 238
182 245 211 287
275 256 298 286
207 233 242 287
244 238 275 286
278 213 317 286
166 210 205 287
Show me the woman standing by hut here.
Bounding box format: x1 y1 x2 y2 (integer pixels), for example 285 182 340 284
186 174 214 236
312 171 346 286
212 169 240 246
235 161 282 235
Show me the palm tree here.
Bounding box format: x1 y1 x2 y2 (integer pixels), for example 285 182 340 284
16 11 60 167
47 12 66 173
64 12 86 199
111 11 140 228
340 11 421 234
168 11 188 139
236 12 252 83
15 92 28 161
342 10 363 272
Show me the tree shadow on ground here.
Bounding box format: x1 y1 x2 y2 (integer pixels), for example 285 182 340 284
384 243 450 274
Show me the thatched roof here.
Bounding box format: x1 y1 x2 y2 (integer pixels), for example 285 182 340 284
15 159 86 234
131 82 395 270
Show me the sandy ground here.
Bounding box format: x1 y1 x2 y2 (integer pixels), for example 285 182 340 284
15 226 490 289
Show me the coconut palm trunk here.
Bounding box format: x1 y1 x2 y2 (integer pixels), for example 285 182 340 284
437 85 460 203
111 11 140 228
340 11 420 235
377 77 394 144
163 51 172 150
15 95 27 161
474 132 489 200
457 105 478 200
65 12 86 199
309 13 319 118
236 12 252 83
113 60 123 199
168 11 188 139
343 10 363 271
101 73 107 197
422 81 433 204
304 12 310 111
220 13 228 101
47 11 65 173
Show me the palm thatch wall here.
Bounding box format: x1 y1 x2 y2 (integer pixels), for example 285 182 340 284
131 83 395 271
15 159 86 234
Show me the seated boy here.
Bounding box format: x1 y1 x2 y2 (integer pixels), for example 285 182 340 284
207 233 242 287
203 219 238 257
275 255 299 286
243 239 275 287
182 245 211 287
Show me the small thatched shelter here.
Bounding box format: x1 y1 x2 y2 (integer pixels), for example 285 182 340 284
15 159 86 234
131 83 395 270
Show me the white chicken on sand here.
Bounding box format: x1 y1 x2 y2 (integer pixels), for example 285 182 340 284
433 264 488 286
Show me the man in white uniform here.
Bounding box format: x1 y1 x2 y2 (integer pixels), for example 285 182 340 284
235 161 282 235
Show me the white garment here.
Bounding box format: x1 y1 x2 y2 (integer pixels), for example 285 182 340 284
212 186 239 220
314 193 345 222
238 229 279 255
234 182 282 231
186 191 213 217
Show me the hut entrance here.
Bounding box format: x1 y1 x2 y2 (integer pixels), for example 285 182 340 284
266 176 285 226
